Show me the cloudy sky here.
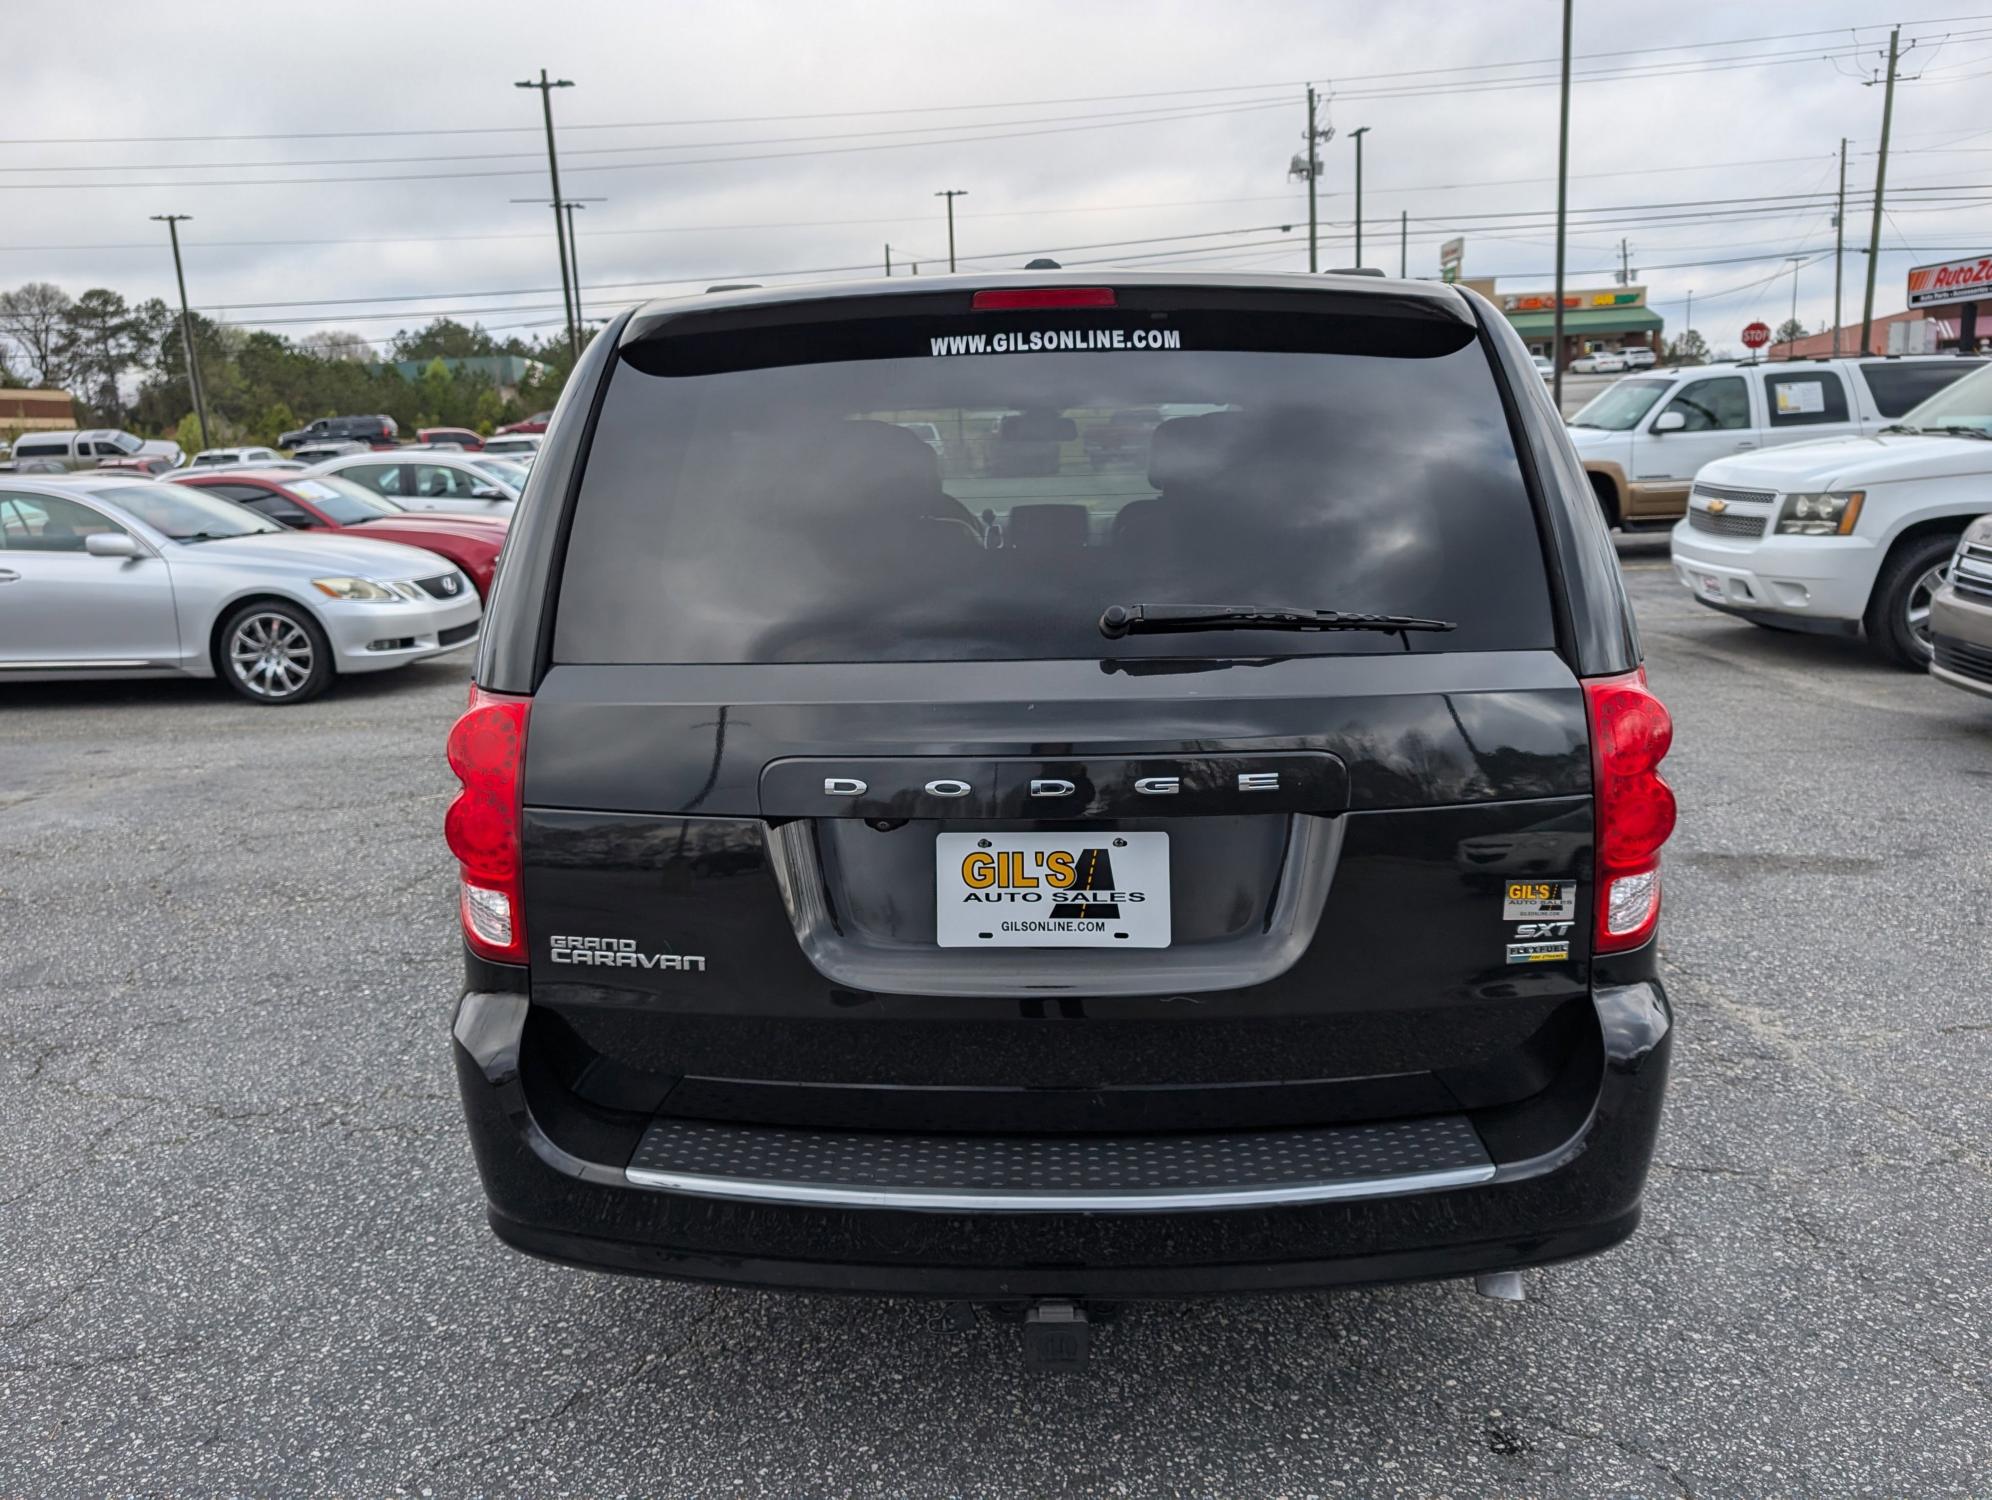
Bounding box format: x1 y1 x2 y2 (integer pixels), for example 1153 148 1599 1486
2 0 1987 359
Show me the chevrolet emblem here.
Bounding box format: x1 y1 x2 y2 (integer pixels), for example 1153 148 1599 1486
1706 498 1728 514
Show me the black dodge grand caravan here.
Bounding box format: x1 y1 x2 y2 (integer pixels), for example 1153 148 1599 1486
448 272 1677 1308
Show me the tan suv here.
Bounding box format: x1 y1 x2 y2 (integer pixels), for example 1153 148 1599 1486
1931 515 1992 700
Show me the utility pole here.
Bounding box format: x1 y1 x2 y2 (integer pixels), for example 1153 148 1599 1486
1833 137 1848 354
1784 255 1806 358
1685 288 1694 339
934 190 968 272
1552 0 1573 408
1400 210 1408 278
516 69 577 359
1859 28 1899 354
884 244 893 277
1617 238 1631 286
1350 126 1371 266
150 214 209 451
564 201 587 326
1306 86 1320 273
512 193 602 331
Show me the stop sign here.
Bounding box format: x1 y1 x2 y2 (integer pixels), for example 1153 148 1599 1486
1741 321 1772 350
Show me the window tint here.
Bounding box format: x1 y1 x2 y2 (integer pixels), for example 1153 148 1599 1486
1764 371 1849 427
240 494 314 527
342 463 404 496
1660 376 1750 431
1861 359 1985 418
555 309 1553 664
0 491 126 551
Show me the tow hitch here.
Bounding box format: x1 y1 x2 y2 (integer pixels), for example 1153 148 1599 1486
950 1299 1099 1371
1021 1300 1091 1372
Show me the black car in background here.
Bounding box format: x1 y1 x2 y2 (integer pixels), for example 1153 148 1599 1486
445 272 1677 1339
277 413 399 450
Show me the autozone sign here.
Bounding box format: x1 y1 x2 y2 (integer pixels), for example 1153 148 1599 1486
1907 254 1992 308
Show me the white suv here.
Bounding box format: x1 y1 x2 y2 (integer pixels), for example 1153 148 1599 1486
1670 361 1992 668
1570 355 1982 529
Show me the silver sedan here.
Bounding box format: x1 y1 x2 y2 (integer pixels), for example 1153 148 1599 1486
304 451 525 516
0 475 481 705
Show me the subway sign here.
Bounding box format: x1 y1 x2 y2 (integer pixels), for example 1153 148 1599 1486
1501 289 1645 312
1907 254 1992 309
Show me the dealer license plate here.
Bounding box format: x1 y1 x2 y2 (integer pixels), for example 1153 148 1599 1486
934 832 1171 948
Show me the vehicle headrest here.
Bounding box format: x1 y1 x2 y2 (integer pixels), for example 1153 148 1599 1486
1146 412 1243 491
821 419 944 497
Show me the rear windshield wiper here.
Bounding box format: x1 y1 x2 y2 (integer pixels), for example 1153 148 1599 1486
1099 603 1456 640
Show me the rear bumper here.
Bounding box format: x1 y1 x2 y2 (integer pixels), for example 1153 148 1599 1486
451 980 1673 1299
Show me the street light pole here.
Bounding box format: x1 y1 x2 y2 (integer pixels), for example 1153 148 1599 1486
1552 0 1573 409
516 69 577 359
150 214 209 451
1349 126 1371 267
934 190 968 272
1832 136 1848 355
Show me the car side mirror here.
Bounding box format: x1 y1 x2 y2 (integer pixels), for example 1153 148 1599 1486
469 485 506 500
1652 411 1686 434
84 532 142 559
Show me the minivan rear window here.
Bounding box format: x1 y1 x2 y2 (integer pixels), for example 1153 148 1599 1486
554 303 1555 663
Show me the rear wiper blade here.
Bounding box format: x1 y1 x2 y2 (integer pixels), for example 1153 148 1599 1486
1099 602 1456 639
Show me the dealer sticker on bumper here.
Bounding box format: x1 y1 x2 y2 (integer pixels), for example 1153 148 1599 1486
935 832 1171 948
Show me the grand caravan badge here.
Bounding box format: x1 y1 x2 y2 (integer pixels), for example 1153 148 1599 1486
934 832 1172 948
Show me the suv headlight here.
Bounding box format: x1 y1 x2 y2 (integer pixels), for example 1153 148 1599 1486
1775 491 1865 536
311 576 402 601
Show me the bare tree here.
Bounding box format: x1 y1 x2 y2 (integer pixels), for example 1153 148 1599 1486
299 328 375 363
0 281 75 386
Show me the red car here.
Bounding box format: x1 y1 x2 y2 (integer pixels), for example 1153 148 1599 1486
493 410 552 436
170 469 508 598
417 426 484 451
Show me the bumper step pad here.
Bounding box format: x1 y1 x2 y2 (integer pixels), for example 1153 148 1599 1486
625 1114 1494 1212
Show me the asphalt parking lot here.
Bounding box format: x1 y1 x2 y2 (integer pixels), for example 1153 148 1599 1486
3 536 1988 1498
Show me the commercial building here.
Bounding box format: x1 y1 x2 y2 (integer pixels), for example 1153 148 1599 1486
0 388 78 435
1457 280 1665 363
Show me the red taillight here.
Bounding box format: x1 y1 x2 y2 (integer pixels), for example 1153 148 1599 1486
971 287 1117 310
445 685 531 963
1584 667 1677 954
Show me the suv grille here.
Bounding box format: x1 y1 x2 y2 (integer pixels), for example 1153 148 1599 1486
415 573 465 600
1688 507 1769 539
1934 636 1992 684
1953 540 1992 602
1691 482 1778 506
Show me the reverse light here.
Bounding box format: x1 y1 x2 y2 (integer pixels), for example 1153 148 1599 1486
971 287 1117 310
1775 490 1864 536
312 576 401 600
445 686 531 963
1585 668 1677 954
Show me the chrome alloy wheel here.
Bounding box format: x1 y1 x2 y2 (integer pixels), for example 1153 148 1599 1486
228 611 316 700
1905 561 1950 658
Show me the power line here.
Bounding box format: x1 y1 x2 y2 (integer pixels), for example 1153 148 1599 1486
11 17 1984 147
